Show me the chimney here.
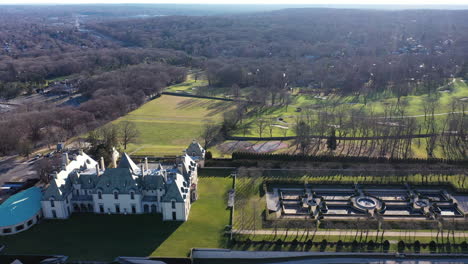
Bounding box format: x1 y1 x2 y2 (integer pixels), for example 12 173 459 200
100 157 105 171
111 147 118 168
62 153 69 166
79 149 84 155
140 163 145 177
145 157 149 171
95 164 100 177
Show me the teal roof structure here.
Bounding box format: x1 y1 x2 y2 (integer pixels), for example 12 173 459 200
0 187 42 227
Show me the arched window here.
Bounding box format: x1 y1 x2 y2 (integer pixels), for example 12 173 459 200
50 198 55 208
130 191 135 200
98 191 102 200
114 191 119 200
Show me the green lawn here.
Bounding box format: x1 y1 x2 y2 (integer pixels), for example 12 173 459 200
114 94 234 156
151 172 233 257
0 214 181 261
0 174 233 261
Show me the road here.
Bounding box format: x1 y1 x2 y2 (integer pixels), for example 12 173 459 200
0 155 38 186
233 229 468 238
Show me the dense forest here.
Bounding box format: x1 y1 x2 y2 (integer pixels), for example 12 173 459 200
90 9 468 95
0 6 466 158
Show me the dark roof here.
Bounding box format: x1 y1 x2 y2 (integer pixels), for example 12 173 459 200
118 153 139 172
95 168 139 194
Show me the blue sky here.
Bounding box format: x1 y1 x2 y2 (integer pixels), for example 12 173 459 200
2 0 468 5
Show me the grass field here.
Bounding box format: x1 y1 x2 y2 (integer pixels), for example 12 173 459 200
0 214 181 261
0 172 234 261
94 75 466 158
114 94 234 156
151 171 233 257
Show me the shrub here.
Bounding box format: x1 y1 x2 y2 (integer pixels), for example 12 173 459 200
398 241 405 252
414 240 421 253
429 241 437 253
382 240 390 251
276 239 283 246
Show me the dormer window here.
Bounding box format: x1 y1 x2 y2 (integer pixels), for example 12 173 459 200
114 191 119 200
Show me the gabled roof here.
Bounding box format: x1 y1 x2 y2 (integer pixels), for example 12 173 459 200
118 153 139 173
42 180 63 201
186 140 205 157
162 173 188 203
95 168 140 194
142 173 165 190
179 154 196 181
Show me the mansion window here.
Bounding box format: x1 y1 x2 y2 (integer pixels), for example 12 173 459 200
98 191 102 199
114 191 119 200
50 199 55 208
130 191 135 200
171 200 176 209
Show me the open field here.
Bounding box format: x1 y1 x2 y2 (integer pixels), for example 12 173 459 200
113 94 234 156
165 73 208 93
91 75 466 159
0 172 233 261
232 79 468 138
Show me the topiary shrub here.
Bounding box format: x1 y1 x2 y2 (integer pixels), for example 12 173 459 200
367 240 375 252
414 240 421 253
336 240 343 252
461 241 468 252
382 240 390 252
398 241 405 252
429 241 437 253
320 239 327 252
276 239 283 246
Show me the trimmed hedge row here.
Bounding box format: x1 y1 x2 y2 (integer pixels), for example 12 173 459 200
161 92 234 101
230 238 468 254
232 152 467 165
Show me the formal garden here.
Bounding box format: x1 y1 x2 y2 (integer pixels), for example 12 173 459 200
230 168 468 254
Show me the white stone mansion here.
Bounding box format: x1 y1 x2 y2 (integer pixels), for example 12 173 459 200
41 141 206 221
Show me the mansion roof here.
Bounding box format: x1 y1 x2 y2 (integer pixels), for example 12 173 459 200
43 149 198 203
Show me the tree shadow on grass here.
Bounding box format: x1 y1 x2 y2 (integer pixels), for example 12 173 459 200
0 213 182 262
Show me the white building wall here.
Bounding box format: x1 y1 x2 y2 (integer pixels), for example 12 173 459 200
41 198 70 219
92 193 142 214
161 200 187 221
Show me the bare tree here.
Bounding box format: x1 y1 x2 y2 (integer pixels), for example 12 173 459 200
256 119 268 138
201 123 222 149
118 121 139 150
